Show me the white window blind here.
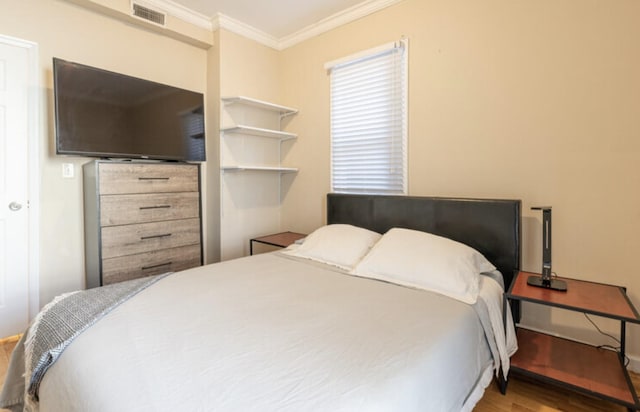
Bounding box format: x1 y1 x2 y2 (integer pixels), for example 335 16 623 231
328 40 407 195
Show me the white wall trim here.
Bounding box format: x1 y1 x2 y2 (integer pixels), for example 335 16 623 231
279 0 406 50
136 0 213 30
211 13 280 50
628 354 640 373
74 0 406 51
0 34 40 317
26 38 40 316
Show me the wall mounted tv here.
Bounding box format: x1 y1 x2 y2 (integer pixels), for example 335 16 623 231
53 58 205 162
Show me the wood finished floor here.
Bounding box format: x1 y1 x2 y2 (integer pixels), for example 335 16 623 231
475 372 640 411
1 334 637 411
0 335 20 412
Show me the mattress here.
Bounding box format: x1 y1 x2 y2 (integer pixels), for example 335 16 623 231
22 252 513 411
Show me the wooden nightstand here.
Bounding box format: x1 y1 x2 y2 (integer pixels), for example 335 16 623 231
249 231 306 255
505 271 640 410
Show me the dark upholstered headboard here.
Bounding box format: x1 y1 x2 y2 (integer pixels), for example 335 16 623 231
327 194 521 289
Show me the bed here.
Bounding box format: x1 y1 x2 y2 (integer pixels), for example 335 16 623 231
1 193 521 412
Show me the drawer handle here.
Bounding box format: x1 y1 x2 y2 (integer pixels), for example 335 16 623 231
139 205 171 210
141 261 172 270
140 233 172 240
138 177 170 181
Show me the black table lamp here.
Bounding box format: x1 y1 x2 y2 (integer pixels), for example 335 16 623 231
527 206 567 291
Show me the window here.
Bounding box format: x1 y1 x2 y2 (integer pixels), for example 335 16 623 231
327 40 408 195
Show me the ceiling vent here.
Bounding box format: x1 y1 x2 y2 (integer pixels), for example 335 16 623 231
132 2 166 26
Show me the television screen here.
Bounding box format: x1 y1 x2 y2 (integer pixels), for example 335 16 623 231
53 58 205 162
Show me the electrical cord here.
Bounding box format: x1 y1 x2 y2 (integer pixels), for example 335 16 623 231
583 312 621 345
552 272 629 366
583 312 630 366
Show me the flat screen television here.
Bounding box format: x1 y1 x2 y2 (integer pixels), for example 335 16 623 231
53 58 205 162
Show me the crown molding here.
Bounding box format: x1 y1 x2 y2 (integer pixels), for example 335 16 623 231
212 13 280 50
138 0 212 30
278 0 405 50
137 0 404 50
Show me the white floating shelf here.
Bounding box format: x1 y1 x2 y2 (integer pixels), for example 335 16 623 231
221 125 297 141
221 165 299 173
221 96 298 117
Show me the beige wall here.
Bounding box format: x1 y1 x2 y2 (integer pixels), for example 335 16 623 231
218 29 286 259
0 0 208 307
204 29 221 264
280 0 640 358
219 30 281 100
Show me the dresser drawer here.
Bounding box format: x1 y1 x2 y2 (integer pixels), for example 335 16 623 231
101 244 202 285
98 163 199 195
101 218 201 259
100 192 200 226
84 160 203 288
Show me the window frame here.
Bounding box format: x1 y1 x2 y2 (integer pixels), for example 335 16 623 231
326 39 408 195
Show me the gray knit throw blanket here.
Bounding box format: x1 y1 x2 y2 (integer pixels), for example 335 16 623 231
22 273 170 409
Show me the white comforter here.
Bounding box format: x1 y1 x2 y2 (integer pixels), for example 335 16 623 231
37 252 515 412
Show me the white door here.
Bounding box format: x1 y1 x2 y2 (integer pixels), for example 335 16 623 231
0 36 36 338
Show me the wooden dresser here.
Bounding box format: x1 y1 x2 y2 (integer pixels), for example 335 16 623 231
83 160 203 288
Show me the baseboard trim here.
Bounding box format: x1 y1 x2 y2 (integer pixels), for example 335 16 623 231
627 354 640 373
0 334 21 345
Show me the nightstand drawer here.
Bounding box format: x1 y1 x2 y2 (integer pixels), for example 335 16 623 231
100 192 200 226
102 244 202 285
98 163 199 194
101 218 201 259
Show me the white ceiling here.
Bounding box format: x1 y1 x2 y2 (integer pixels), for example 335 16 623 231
173 0 367 38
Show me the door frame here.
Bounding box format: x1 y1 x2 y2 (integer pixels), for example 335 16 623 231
0 34 40 321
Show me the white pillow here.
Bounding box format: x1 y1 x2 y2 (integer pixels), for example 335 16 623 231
283 224 381 270
352 228 495 304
